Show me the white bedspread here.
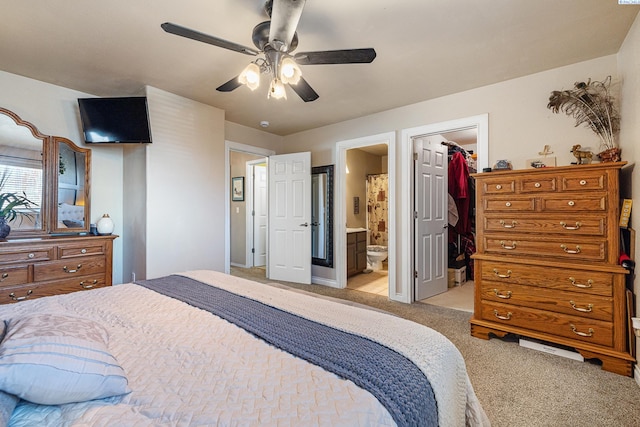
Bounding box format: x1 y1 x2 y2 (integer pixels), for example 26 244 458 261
2 270 489 426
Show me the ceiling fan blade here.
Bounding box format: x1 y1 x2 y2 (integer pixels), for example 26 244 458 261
294 48 377 65
269 0 306 49
289 76 319 102
161 22 260 56
216 76 242 92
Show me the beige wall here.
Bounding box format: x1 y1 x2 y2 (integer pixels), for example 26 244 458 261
618 11 640 375
229 151 264 266
345 149 385 228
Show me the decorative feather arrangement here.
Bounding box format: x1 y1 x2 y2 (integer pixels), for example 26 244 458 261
547 76 620 151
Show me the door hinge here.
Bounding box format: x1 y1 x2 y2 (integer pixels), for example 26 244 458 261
252 210 255 216
414 270 418 278
251 248 255 253
413 211 418 219
413 152 418 161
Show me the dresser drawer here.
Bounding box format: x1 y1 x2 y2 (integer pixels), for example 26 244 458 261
561 172 606 191
58 241 106 259
480 261 614 296
483 236 606 261
540 195 607 212
519 176 557 193
33 256 106 282
0 277 107 304
0 247 54 264
480 301 613 347
480 282 613 321
483 197 535 212
0 266 29 288
482 216 605 236
480 178 516 195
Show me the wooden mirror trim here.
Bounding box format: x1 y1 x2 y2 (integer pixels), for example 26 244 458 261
0 107 91 237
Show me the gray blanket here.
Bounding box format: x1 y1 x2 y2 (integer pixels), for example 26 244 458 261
136 275 438 427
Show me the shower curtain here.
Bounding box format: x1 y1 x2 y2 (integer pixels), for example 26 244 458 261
367 173 388 246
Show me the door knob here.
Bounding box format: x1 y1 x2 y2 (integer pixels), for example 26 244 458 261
300 222 309 227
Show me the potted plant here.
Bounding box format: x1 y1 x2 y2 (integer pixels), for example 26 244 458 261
547 75 621 162
0 171 37 239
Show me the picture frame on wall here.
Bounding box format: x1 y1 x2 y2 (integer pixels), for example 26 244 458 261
232 177 244 201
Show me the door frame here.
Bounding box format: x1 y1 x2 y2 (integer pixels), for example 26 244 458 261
399 114 488 302
225 141 276 274
245 159 267 268
336 132 396 296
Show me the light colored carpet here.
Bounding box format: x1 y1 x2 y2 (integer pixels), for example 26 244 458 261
230 266 640 427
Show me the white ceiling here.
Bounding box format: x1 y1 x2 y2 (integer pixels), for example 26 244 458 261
1 1 638 136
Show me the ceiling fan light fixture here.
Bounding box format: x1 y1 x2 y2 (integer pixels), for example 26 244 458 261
268 78 287 100
239 62 261 91
280 57 301 85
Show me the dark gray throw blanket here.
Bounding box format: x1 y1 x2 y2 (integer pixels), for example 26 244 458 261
136 275 438 427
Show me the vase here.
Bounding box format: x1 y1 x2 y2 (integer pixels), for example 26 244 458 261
96 214 114 235
598 147 621 163
0 217 10 239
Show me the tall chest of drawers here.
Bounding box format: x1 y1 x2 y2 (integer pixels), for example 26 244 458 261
470 162 634 376
0 235 116 305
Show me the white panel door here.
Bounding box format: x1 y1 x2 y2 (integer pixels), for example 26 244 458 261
414 136 448 300
268 152 311 284
253 164 268 267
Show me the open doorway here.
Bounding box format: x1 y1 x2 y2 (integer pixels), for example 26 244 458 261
225 141 275 278
400 114 488 306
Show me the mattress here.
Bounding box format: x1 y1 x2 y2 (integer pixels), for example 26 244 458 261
0 270 489 426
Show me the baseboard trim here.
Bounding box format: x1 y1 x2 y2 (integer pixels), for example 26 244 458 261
635 365 640 389
311 276 338 288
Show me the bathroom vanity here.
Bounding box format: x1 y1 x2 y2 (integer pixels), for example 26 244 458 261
347 229 367 277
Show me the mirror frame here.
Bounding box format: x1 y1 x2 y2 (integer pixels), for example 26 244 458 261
311 164 334 268
0 107 91 237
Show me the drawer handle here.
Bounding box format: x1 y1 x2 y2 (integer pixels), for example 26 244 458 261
570 324 594 338
63 264 83 274
492 289 512 299
80 280 98 289
560 221 581 230
569 277 593 289
579 180 587 186
9 290 33 301
0 273 8 282
493 268 512 278
568 201 575 206
496 184 502 190
560 244 581 254
81 248 87 254
499 220 517 229
500 241 517 250
493 310 512 321
534 182 541 188
570 301 594 313
28 253 35 259
505 202 512 207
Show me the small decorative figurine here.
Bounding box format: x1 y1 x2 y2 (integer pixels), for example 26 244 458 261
570 144 593 165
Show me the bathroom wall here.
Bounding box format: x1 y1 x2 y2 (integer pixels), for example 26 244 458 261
345 148 384 228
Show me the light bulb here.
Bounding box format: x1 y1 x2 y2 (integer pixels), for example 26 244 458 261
280 57 301 85
239 62 261 91
268 78 287 100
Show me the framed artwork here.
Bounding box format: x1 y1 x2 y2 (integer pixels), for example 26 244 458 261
232 177 244 201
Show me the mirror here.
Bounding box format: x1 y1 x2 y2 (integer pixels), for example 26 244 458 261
0 107 91 237
311 165 334 268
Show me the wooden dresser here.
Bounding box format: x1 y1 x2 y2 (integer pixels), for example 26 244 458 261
470 162 634 376
0 235 116 304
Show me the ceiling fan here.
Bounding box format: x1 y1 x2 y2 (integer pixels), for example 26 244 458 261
161 0 376 102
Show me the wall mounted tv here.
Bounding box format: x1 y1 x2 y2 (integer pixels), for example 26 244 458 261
78 96 152 144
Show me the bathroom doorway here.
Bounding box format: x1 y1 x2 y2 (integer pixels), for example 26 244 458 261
345 144 389 296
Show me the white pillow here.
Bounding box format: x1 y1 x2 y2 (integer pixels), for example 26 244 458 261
0 390 18 426
0 313 130 405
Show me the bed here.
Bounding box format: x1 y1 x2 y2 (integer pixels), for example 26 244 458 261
0 270 489 426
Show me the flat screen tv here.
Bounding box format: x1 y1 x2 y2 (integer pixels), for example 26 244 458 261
78 96 152 143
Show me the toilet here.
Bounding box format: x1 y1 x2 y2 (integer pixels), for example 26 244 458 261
366 245 388 271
